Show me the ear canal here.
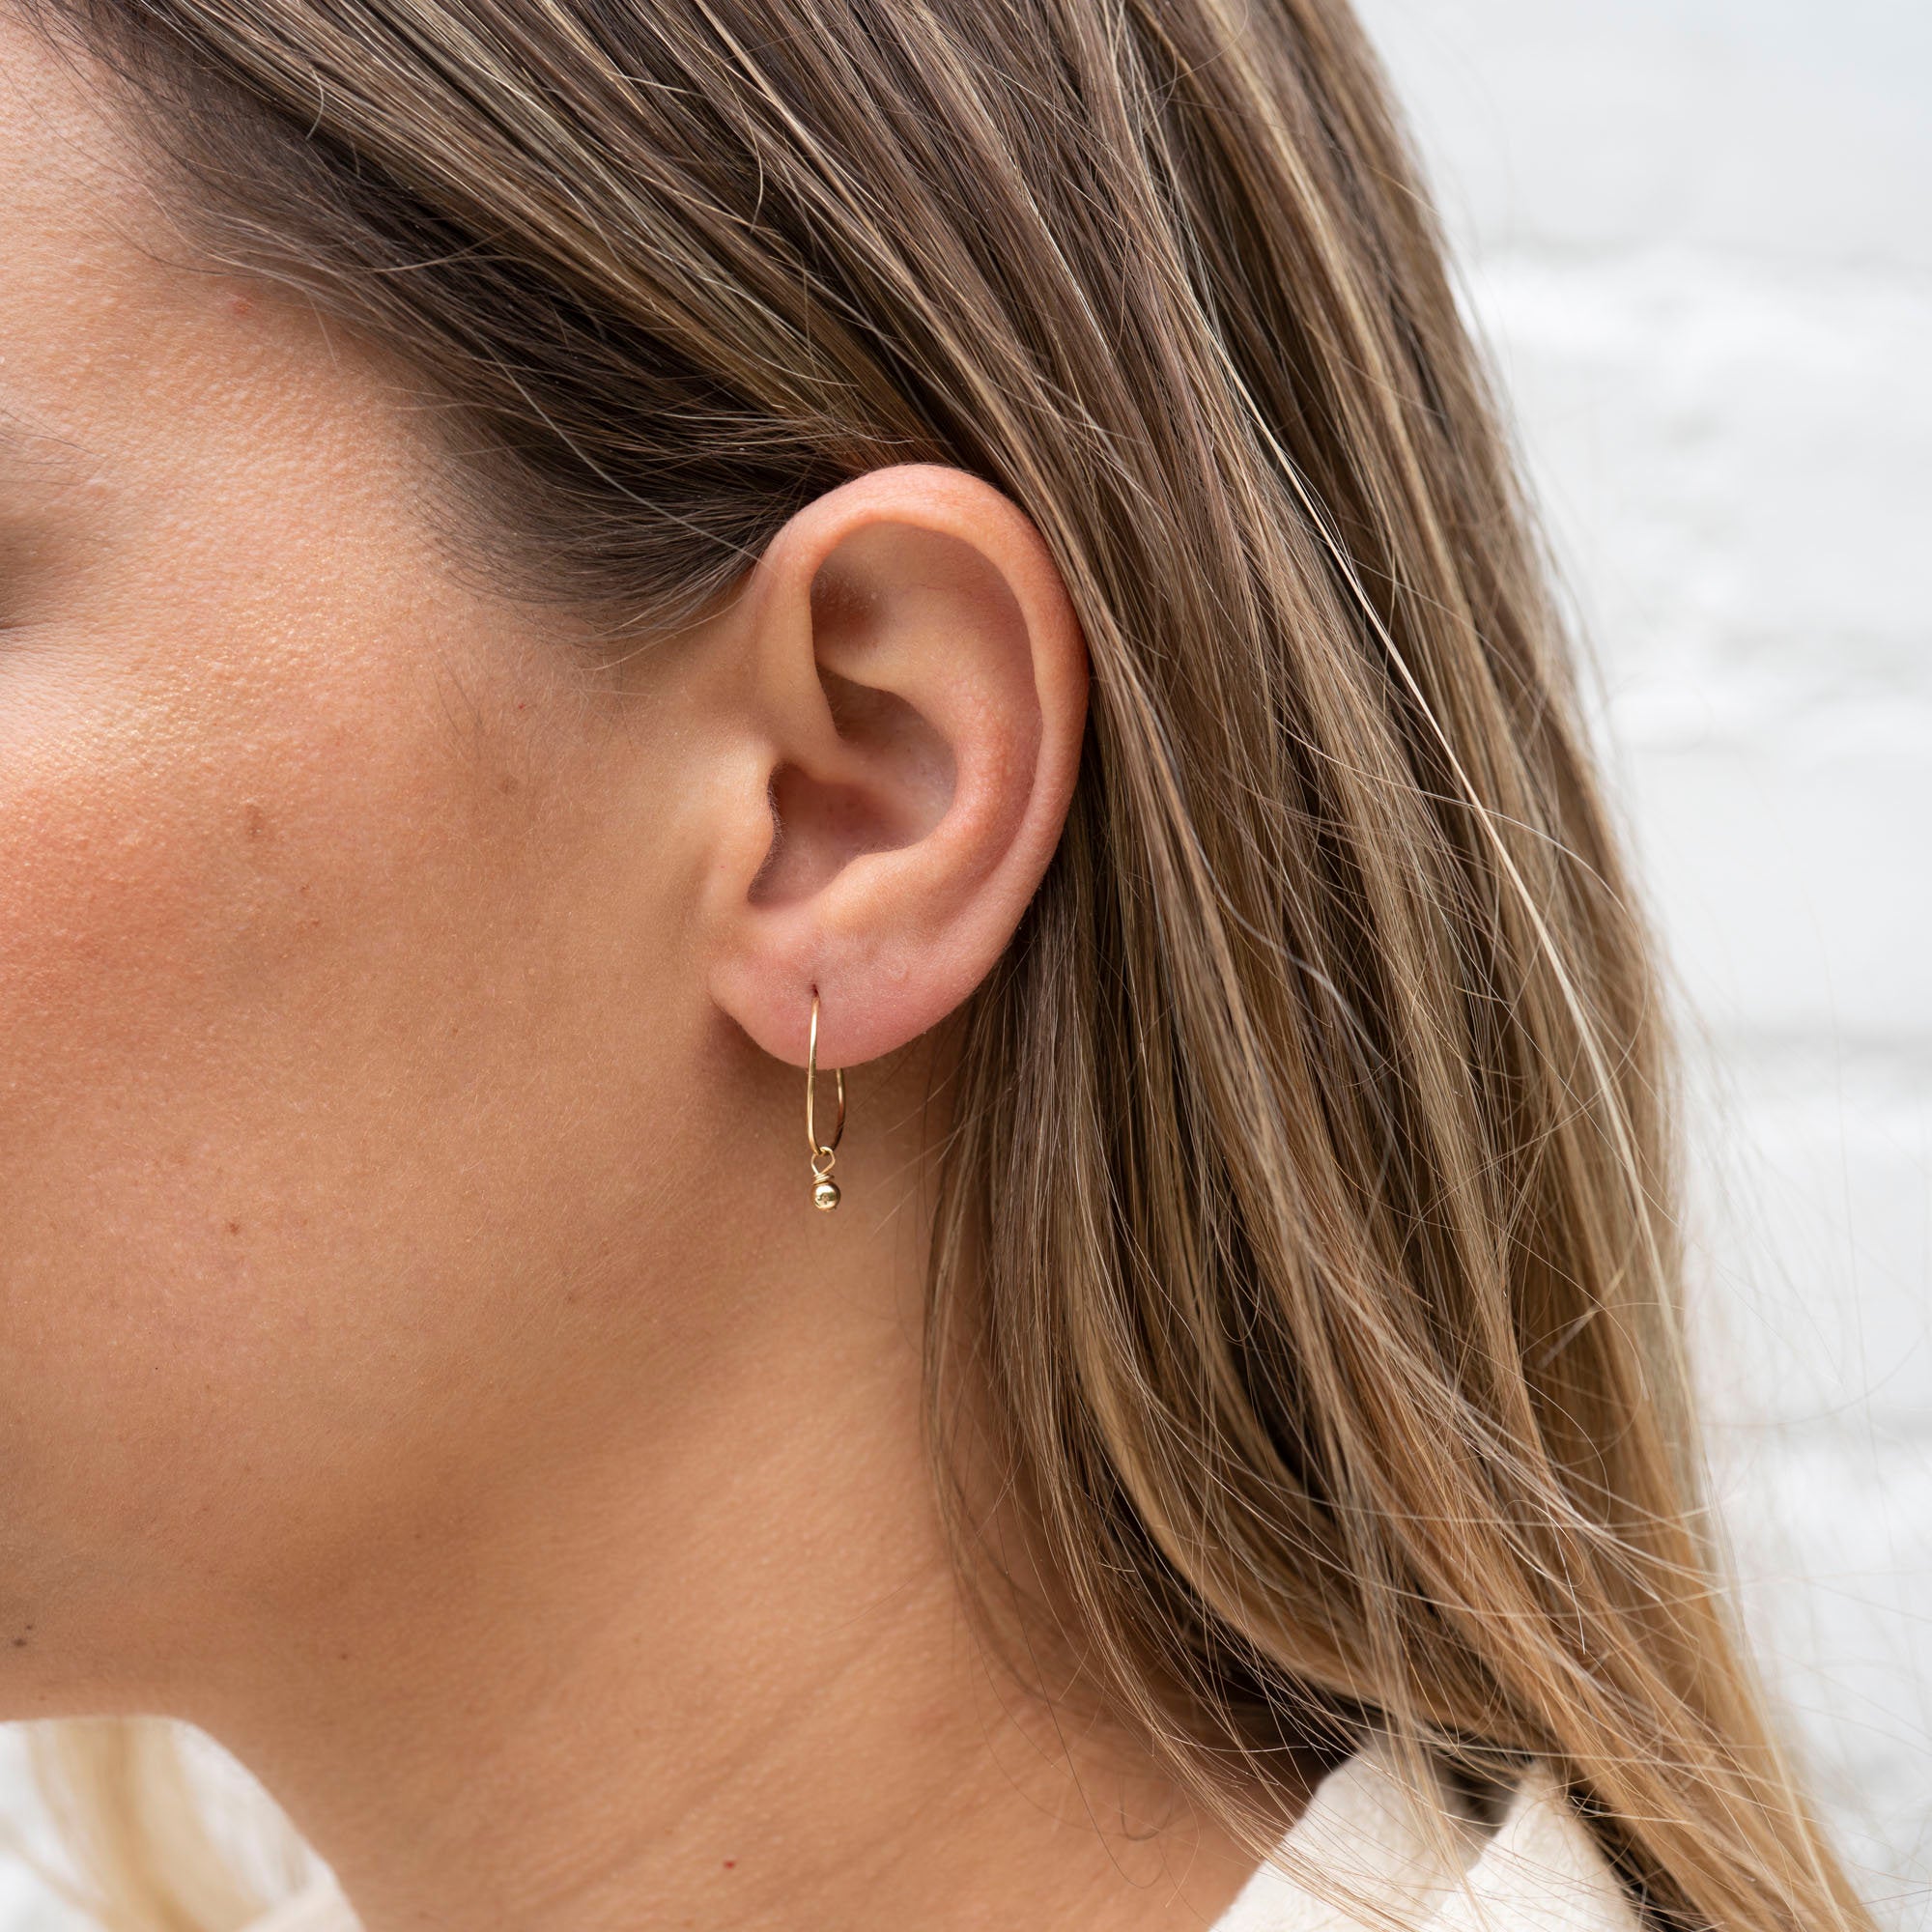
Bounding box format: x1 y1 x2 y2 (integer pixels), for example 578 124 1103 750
750 673 955 911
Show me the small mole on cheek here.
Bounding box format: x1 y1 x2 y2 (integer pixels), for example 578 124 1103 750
498 774 519 795
226 1220 242 1236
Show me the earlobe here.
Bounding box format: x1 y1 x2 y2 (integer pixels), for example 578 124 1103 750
701 464 1088 1069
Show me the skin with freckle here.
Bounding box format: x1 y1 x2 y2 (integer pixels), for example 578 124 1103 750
0 14 753 1695
0 22 1238 1932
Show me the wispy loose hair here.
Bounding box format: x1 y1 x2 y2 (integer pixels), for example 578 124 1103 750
11 2 1874 1929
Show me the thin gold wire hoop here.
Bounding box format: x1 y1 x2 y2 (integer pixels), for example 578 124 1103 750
805 988 844 1207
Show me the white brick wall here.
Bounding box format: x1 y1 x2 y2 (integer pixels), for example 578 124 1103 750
1351 0 1932 1919
2 1 1926 1925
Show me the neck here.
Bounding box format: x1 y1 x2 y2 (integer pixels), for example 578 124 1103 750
177 1218 1270 1932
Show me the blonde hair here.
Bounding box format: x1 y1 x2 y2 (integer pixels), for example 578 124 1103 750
11 2 1874 1929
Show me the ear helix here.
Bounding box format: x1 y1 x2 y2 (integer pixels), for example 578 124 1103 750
805 987 845 1211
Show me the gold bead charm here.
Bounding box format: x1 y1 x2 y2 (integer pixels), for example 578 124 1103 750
805 988 845 1212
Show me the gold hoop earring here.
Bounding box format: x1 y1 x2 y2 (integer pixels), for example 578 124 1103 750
805 987 845 1212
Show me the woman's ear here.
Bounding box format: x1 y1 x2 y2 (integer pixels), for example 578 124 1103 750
698 463 1089 1067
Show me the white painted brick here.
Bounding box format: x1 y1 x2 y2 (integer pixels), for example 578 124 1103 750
1608 712 1932 1043
1685 1048 1932 1429
1356 0 1932 272
1461 257 1932 665
1716 1431 1932 1927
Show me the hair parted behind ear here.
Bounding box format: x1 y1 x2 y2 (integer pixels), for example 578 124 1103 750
12 3 1875 1931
